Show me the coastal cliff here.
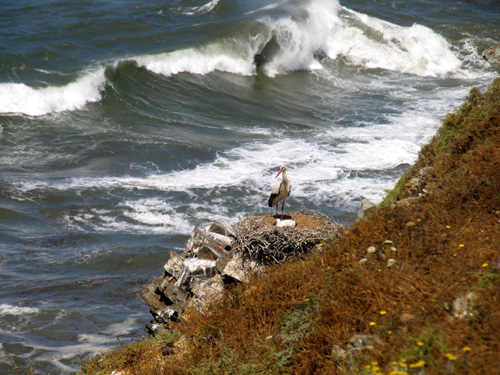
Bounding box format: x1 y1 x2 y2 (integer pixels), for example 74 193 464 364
79 78 500 375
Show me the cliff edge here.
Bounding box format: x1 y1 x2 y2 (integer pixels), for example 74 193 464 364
80 78 500 375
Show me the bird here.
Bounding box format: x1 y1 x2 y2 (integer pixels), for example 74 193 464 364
268 165 291 221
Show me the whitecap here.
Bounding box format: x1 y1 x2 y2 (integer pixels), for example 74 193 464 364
182 0 220 15
0 68 106 116
134 46 256 77
0 303 40 316
326 7 463 77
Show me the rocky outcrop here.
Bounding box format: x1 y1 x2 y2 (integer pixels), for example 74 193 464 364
141 213 341 336
483 45 500 74
141 221 263 336
357 199 376 219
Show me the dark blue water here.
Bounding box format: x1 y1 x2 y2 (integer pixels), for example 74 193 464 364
0 0 498 373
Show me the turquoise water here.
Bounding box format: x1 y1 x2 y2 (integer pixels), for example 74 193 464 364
0 0 498 373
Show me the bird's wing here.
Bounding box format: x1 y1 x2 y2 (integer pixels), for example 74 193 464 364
271 182 282 196
268 182 282 207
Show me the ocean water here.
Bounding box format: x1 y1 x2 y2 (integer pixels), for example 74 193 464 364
0 0 498 373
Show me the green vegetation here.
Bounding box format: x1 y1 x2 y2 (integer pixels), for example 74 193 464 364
76 78 500 375
79 331 180 375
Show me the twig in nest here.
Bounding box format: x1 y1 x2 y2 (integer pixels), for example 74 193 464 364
234 211 340 265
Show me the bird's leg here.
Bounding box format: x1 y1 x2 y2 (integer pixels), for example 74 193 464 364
275 204 279 220
281 199 286 221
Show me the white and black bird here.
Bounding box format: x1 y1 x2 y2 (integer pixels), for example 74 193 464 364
268 165 291 220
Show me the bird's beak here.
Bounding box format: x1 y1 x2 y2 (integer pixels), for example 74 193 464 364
275 169 283 178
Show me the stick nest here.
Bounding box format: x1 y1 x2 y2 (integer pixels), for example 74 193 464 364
234 210 342 264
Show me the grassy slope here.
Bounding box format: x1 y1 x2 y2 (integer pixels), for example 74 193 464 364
79 78 500 375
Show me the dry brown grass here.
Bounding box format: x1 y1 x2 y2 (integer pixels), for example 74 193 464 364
79 78 500 375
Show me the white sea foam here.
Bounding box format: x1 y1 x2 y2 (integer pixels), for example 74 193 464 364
257 0 340 76
0 303 40 316
22 114 433 234
327 7 463 77
0 68 106 116
181 0 220 15
134 46 256 77
3 315 143 374
133 0 467 79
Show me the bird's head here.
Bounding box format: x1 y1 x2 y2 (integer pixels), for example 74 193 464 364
275 165 287 178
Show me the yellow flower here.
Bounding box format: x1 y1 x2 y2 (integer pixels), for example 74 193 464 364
446 225 451 229
380 310 387 315
453 253 457 257
417 341 424 346
409 360 426 368
482 263 489 268
462 346 472 352
318 243 323 247
445 353 457 361
369 321 376 326
387 330 393 335
459 244 465 247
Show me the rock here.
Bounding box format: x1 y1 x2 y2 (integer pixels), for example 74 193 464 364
157 307 177 321
186 228 231 260
205 221 236 238
483 45 500 74
405 221 417 228
145 322 170 337
347 334 383 350
216 256 230 274
275 219 297 228
196 245 222 261
451 292 476 320
205 232 234 250
191 274 224 301
331 345 347 361
367 246 377 254
332 335 383 364
357 199 376 219
175 258 217 289
223 252 262 283
163 251 184 279
387 258 397 267
184 228 205 256
161 281 191 304
141 277 169 314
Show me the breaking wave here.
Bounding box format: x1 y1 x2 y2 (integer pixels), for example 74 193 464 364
0 68 106 116
0 0 473 117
